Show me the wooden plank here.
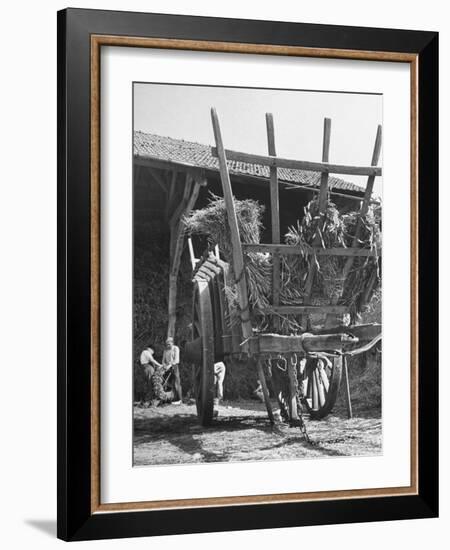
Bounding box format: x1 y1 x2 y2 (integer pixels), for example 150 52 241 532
135 157 374 203
222 262 243 354
343 355 353 419
211 147 382 177
256 358 275 424
197 265 216 279
317 118 332 213
215 263 230 342
266 113 280 244
312 322 381 342
327 125 382 316
167 178 203 339
302 118 332 307
285 184 379 204
168 170 177 201
166 170 178 220
257 332 358 354
360 125 383 217
242 243 380 257
266 113 280 329
209 273 224 358
187 237 197 271
169 173 193 231
264 305 349 315
211 108 253 348
201 261 222 275
287 360 299 421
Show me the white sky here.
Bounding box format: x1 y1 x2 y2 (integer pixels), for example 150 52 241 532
134 83 382 196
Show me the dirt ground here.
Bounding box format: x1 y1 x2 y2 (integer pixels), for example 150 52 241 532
133 400 382 466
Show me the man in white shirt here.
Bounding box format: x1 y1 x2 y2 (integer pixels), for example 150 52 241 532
162 337 182 404
214 361 226 406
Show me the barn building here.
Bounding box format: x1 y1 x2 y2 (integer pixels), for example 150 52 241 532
133 130 371 342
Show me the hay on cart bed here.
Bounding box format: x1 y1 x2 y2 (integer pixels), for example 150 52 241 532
183 193 380 333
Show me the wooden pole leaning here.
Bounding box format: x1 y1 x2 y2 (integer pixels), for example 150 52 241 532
324 124 382 329
340 125 382 281
210 107 253 346
211 107 274 421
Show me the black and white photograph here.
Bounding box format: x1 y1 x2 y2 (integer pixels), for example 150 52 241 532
132 83 383 466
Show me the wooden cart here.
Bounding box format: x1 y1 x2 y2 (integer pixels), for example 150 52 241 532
185 108 382 427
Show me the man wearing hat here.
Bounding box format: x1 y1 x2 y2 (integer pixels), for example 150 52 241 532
162 337 182 404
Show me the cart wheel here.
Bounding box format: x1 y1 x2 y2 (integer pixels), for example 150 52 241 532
302 356 342 419
192 280 215 426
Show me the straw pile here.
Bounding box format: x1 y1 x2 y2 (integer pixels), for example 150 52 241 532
184 194 381 333
183 194 272 328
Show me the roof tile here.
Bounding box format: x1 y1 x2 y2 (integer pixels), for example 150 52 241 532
134 131 364 194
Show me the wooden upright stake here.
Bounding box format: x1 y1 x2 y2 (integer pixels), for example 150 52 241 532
266 113 280 329
167 175 204 339
266 113 280 243
303 118 332 318
187 237 197 271
256 358 274 424
211 108 253 348
343 355 353 419
287 360 299 421
325 125 382 322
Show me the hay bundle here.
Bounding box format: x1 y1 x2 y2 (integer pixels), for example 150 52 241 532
341 207 381 316
184 193 381 332
184 193 264 256
183 194 272 327
284 200 347 304
283 200 381 321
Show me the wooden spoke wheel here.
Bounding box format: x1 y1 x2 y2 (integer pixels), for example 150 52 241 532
192 280 215 426
302 356 342 419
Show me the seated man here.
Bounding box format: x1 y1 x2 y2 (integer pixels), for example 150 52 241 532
162 337 182 404
139 344 162 406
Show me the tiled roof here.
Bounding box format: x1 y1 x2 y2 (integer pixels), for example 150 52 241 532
134 131 364 195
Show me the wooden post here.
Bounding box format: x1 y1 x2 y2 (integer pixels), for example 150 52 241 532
302 118 332 320
167 175 204 339
287 360 299 421
166 170 178 221
343 355 353 419
325 125 382 323
211 108 253 348
256 358 274 424
187 237 197 271
266 113 280 329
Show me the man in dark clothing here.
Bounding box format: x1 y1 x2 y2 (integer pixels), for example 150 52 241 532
139 344 162 406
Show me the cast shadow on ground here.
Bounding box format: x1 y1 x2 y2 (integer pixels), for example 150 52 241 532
25 519 56 538
134 411 347 461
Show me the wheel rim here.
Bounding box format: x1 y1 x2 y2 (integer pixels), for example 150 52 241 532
192 280 215 425
303 356 342 419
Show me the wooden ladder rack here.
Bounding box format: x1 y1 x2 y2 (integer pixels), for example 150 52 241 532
210 108 382 328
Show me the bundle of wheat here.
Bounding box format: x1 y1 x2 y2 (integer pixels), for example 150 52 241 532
184 193 381 333
283 200 381 323
183 194 272 328
284 200 347 302
340 207 381 318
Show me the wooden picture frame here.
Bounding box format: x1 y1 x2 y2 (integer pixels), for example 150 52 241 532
57 8 438 541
